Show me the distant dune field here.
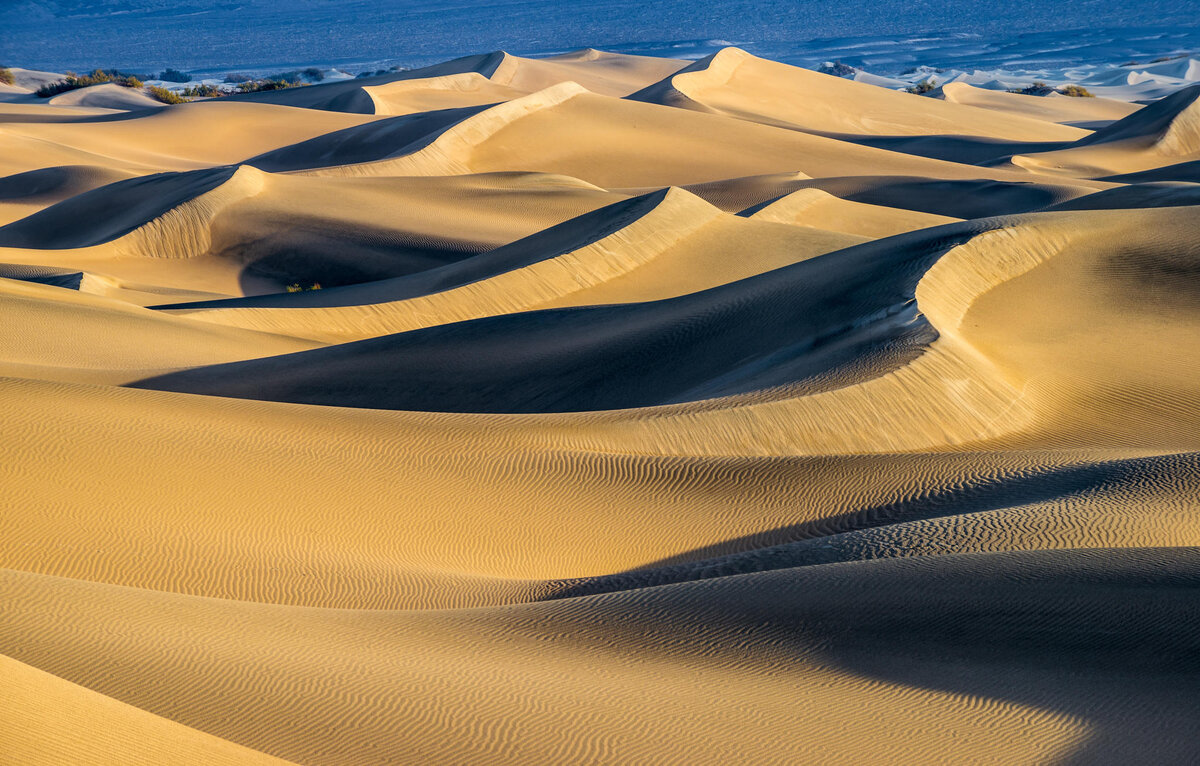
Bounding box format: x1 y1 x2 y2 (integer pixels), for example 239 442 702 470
2 47 1200 765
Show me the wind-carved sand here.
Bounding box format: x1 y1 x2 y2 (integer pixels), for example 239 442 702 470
1 46 1199 765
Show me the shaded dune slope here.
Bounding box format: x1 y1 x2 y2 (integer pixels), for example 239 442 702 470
154 188 865 341
132 216 979 412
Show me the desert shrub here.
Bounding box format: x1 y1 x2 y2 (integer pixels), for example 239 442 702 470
236 78 306 93
1058 84 1094 98
906 78 937 95
146 85 185 104
285 282 322 292
1008 81 1054 96
302 67 324 81
158 68 191 83
35 69 144 97
223 73 253 83
265 71 304 84
0 68 14 86
180 83 224 98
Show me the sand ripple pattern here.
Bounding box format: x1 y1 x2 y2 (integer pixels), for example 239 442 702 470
2 47 1200 765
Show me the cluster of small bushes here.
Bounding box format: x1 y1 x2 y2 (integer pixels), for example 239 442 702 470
28 63 330 103
906 78 937 95
157 68 191 83
146 84 185 104
1058 84 1094 98
285 282 322 292
0 67 14 86
179 83 224 98
36 69 146 97
1008 81 1054 96
1007 81 1093 97
145 77 309 103
236 79 305 93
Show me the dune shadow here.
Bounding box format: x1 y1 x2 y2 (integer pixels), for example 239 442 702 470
545 451 1199 599
581 547 1200 764
242 104 489 173
132 220 991 411
815 131 1077 165
782 175 1081 217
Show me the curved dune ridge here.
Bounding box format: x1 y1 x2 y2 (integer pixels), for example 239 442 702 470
1 46 1199 765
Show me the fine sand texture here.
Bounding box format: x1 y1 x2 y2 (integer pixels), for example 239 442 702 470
2 47 1199 766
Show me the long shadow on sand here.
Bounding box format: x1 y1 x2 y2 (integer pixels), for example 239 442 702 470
131 219 997 411
546 451 1200 597
552 547 1200 765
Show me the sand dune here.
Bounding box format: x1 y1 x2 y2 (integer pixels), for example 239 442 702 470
156 188 864 341
363 73 527 116
631 47 1088 143
0 100 382 175
1013 83 1200 176
47 82 166 110
296 81 1111 188
232 49 687 114
0 164 135 225
0 167 625 297
2 46 1199 765
935 81 1141 126
744 187 959 237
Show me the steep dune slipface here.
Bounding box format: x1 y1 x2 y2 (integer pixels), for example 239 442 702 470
2 47 1200 766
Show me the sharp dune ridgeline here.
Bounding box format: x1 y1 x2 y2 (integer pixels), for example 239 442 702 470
2 45 1200 765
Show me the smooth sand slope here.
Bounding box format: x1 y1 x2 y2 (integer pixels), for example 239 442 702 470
1 46 1199 766
1013 83 1200 176
631 47 1089 144
934 81 1141 125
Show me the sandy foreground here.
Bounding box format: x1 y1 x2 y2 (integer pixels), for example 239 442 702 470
1 47 1200 765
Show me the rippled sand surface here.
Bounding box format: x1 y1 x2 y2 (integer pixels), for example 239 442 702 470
2 48 1200 765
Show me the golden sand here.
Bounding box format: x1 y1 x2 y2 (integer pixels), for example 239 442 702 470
2 48 1199 765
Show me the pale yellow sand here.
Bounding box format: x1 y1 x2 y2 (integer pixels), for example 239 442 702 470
1013 83 1200 175
937 81 1141 125
632 47 1088 141
1 48 1199 766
